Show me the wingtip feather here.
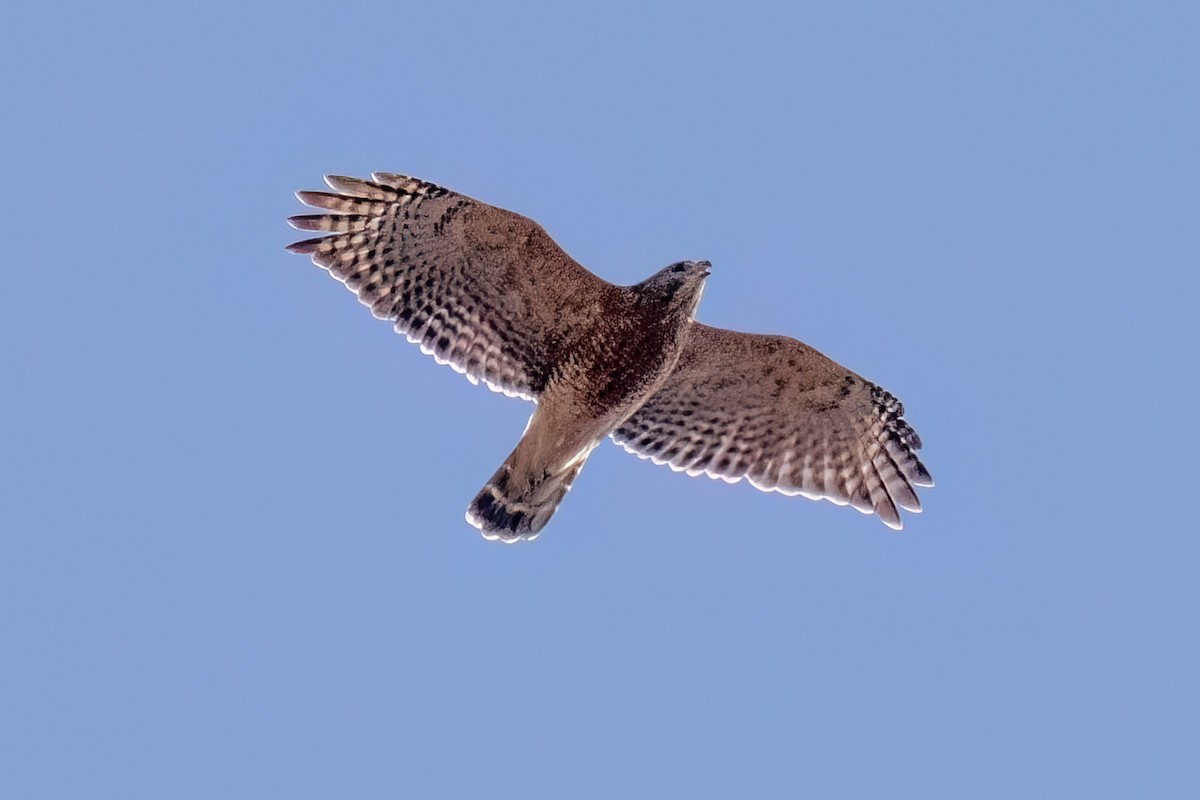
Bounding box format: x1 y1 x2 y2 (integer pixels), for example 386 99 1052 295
285 237 324 254
323 174 397 200
287 213 367 232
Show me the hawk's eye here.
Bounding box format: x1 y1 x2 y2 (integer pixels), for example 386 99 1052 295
672 264 687 273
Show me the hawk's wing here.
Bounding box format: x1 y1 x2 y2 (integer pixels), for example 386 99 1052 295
287 173 618 400
612 324 933 528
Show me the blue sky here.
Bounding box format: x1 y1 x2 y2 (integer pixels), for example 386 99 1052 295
2 1 1197 797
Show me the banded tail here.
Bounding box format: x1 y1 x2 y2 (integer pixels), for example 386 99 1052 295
466 449 592 543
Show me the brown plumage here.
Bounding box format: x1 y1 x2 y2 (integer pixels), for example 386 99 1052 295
287 172 932 541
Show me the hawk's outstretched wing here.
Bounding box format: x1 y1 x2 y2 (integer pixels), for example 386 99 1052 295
288 173 619 400
612 324 933 528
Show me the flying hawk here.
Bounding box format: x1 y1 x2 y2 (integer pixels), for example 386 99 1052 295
287 172 932 542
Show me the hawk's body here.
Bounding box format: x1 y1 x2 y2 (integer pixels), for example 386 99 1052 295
288 172 932 541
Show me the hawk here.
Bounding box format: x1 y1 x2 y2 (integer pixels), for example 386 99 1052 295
287 172 932 542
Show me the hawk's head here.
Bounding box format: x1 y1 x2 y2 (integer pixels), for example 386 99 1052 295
635 260 711 320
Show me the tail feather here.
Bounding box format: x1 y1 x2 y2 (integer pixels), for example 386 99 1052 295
466 457 588 543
